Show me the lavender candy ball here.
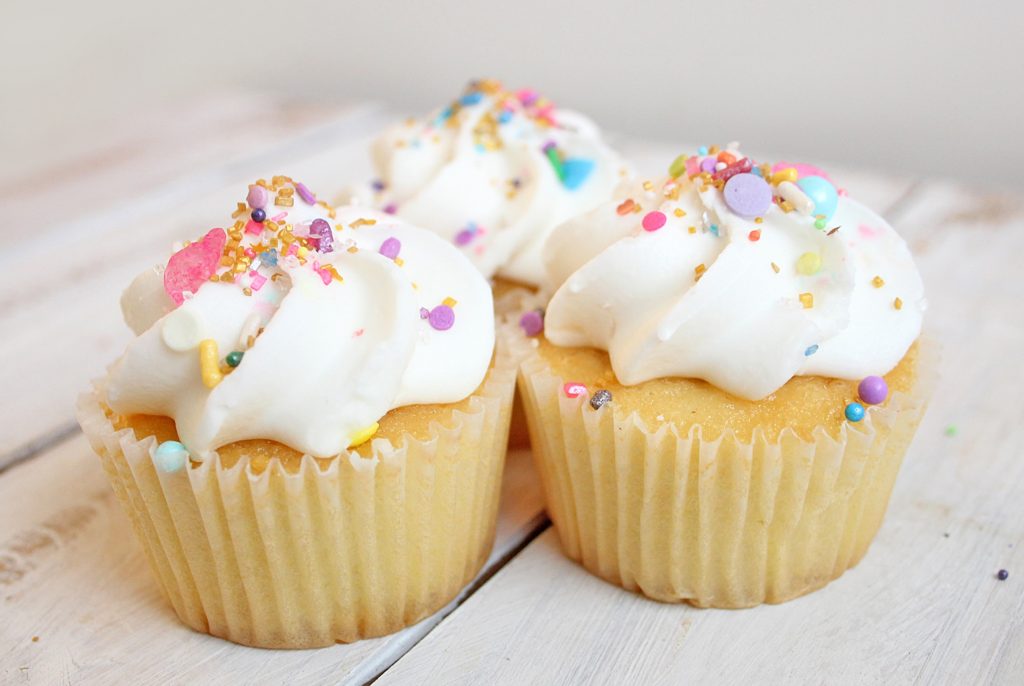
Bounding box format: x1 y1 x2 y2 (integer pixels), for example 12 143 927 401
858 375 889 405
428 305 455 331
723 173 773 219
519 310 544 337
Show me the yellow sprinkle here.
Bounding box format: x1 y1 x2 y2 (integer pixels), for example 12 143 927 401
754 217 763 224
796 252 822 276
232 202 248 218
688 226 697 234
442 296 458 307
199 339 223 389
799 292 814 309
297 246 309 259
274 196 294 207
894 297 903 310
771 262 781 273
694 263 707 281
350 218 378 229
642 180 654 191
872 276 885 288
673 208 686 218
348 422 379 449
770 167 798 185
394 257 405 267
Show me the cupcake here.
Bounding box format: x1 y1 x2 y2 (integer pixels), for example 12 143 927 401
513 145 935 607
343 78 630 297
76 176 515 647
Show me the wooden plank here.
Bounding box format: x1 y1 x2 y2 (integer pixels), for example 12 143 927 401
376 181 1024 685
0 437 545 685
0 105 396 467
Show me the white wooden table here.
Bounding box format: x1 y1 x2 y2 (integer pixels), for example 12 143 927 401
1 96 1021 686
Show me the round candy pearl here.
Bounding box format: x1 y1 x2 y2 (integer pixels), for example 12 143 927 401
251 208 266 223
796 252 822 276
700 157 717 173
428 305 455 331
797 176 839 222
247 185 268 210
225 351 244 367
642 211 667 231
724 173 772 218
379 237 402 260
519 310 544 336
845 402 866 422
154 441 188 473
858 375 888 405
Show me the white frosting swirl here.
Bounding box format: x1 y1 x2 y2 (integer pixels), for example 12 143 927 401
344 80 629 287
543 150 925 400
107 181 494 458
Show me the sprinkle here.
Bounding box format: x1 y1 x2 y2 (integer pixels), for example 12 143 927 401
543 141 565 180
563 382 587 398
455 223 479 245
944 425 958 437
164 228 227 306
308 218 334 253
804 344 819 356
348 422 379 449
845 402 866 422
872 275 885 288
427 305 455 331
350 218 377 229
249 271 267 291
776 181 814 215
371 179 386 192
642 180 654 191
997 569 1009 581
519 310 544 336
688 226 697 234
383 203 398 214
894 297 903 310
561 158 595 190
724 173 772 218
668 154 688 178
770 167 798 185
379 237 402 260
199 339 223 389
250 208 266 223
460 91 484 106
799 292 814 308
697 146 708 156
827 226 841 236
771 262 781 273
154 441 189 473
642 211 667 232
295 182 316 205
274 195 294 207
713 157 753 182
247 185 268 210
245 219 263 236
589 389 612 410
260 249 278 267
796 252 822 276
797 176 839 221
694 263 707 281
748 229 761 241
616 199 636 216
814 218 827 230
225 351 244 368
674 208 686 218
858 376 888 405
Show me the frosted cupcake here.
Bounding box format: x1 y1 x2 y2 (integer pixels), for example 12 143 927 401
513 145 935 607
76 176 515 647
343 79 630 295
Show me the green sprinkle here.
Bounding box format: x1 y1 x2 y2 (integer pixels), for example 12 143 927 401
944 425 958 437
814 217 827 230
226 351 244 367
545 145 565 181
668 154 689 178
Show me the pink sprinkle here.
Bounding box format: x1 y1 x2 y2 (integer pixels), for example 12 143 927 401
858 224 881 238
379 237 402 260
383 203 398 215
353 328 364 338
249 271 267 291
271 212 287 222
244 248 256 258
287 243 299 256
516 88 538 106
247 185 268 210
245 219 263 236
295 182 316 205
686 157 700 177
563 382 587 398
312 261 332 285
642 211 667 232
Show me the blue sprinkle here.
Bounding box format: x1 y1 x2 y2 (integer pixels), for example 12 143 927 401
260 248 278 266
751 167 763 177
497 110 512 124
475 144 486 154
845 402 866 422
560 158 595 190
698 146 709 156
709 224 720 237
460 91 484 106
154 441 189 473
804 344 819 356
433 106 453 127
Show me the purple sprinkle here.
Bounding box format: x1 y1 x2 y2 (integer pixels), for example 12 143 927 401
542 140 557 153
295 182 317 205
420 307 430 319
371 179 386 192
379 237 402 260
428 305 455 331
383 203 398 215
723 173 773 219
454 230 475 246
700 157 718 173
308 218 334 253
858 375 889 405
519 310 544 336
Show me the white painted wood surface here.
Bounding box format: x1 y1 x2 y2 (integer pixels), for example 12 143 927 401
1 97 1018 685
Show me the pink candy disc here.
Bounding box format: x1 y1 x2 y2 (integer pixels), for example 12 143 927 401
164 228 226 305
563 382 588 398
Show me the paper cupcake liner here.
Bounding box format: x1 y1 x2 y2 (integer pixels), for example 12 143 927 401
76 337 516 649
508 321 937 608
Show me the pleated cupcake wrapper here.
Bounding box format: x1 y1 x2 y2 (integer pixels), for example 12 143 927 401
507 321 938 608
76 339 517 649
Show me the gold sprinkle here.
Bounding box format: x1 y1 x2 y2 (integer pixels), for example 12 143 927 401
232 202 248 218
674 208 686 218
754 217 764 224
347 246 359 253
799 292 814 309
872 276 885 288
694 263 707 281
771 262 781 273
242 287 252 296
394 257 405 267
894 297 903 310
442 296 458 307
274 196 294 207
642 180 654 191
350 218 378 229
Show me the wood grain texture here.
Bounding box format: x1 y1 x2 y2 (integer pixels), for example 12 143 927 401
373 180 1024 686
0 438 544 685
